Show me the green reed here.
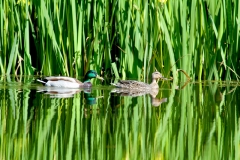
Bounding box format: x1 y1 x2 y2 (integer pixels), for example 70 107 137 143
1 0 240 81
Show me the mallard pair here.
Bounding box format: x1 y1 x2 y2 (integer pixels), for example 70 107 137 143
37 71 164 90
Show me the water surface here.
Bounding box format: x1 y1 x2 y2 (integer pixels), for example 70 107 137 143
0 76 239 159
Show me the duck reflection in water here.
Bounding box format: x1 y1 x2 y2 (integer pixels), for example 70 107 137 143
37 87 102 105
83 92 103 105
111 87 167 107
36 86 84 98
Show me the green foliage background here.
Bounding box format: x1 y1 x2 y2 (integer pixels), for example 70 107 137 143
1 0 240 81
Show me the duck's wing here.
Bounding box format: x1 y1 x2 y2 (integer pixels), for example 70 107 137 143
44 76 83 84
113 80 150 89
37 76 83 88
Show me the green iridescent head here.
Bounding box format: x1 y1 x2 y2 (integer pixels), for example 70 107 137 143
84 70 104 82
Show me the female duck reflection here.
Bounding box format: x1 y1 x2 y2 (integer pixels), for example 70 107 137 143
111 87 167 107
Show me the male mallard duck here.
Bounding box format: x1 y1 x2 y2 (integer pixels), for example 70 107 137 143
37 70 104 88
111 71 164 89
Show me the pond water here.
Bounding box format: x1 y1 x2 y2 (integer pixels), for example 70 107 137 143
0 76 240 159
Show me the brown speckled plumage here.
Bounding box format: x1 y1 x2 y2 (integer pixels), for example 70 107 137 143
111 72 164 89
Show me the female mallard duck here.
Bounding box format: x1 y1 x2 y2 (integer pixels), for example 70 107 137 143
37 70 104 88
111 71 164 89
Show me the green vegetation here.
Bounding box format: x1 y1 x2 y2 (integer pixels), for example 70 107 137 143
1 1 240 159
1 0 240 81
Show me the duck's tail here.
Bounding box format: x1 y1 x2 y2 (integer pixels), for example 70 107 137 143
37 79 46 84
111 83 121 88
110 83 116 86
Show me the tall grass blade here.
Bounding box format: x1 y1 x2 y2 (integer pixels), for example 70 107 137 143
7 35 18 74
